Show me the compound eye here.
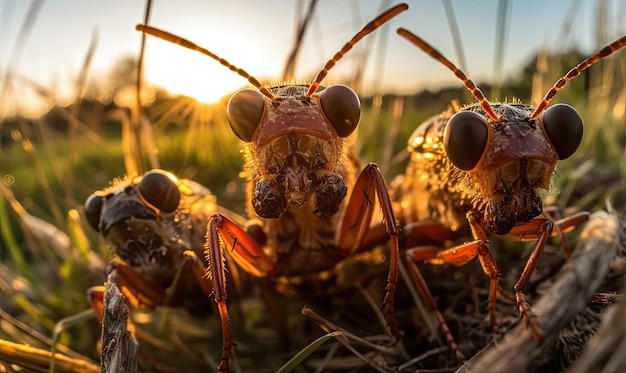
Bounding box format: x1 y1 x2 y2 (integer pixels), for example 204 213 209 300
227 89 266 142
84 194 105 231
319 85 360 138
541 104 583 160
444 110 489 171
137 170 181 213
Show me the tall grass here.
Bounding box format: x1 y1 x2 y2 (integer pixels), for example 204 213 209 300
0 0 625 371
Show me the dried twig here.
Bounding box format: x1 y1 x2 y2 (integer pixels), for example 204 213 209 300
0 339 99 373
100 276 138 373
569 244 626 372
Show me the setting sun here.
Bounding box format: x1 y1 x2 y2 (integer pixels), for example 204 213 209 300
142 33 269 104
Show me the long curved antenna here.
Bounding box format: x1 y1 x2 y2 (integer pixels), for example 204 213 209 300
136 24 275 100
306 3 409 97
397 28 500 122
530 35 626 119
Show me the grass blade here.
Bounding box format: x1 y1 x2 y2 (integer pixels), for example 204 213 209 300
276 331 343 373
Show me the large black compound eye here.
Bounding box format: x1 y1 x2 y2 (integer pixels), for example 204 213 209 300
84 194 105 231
137 170 181 213
227 89 266 142
443 110 490 171
541 104 583 160
319 85 360 138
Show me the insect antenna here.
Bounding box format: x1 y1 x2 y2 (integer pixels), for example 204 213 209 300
306 3 409 97
530 35 626 119
135 24 275 100
396 28 500 122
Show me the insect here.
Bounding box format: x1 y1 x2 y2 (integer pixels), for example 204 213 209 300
85 170 249 332
84 169 248 369
137 3 408 372
84 169 237 315
394 28 626 360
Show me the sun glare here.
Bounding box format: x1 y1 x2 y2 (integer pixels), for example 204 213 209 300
143 37 267 104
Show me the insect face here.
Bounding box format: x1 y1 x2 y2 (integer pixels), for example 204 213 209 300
445 103 582 234
444 103 584 172
84 170 212 278
85 170 180 230
228 84 360 218
396 28 622 235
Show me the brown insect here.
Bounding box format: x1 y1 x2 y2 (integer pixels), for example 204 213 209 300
395 28 626 361
84 169 247 369
137 4 408 372
85 170 251 369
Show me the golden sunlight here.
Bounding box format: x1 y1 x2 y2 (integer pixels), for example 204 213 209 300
143 36 268 104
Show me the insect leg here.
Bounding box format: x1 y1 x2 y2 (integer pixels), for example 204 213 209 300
336 163 401 341
544 209 590 258
465 211 502 335
86 286 106 324
404 246 466 363
205 213 277 372
405 211 503 337
512 219 552 340
105 261 168 309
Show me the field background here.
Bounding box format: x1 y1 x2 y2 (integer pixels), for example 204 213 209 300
0 0 625 371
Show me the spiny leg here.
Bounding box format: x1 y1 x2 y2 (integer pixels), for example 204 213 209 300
205 213 277 372
512 220 553 340
336 163 401 341
205 215 233 373
465 212 502 335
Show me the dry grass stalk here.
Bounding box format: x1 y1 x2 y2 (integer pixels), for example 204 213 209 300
0 339 99 373
100 276 138 373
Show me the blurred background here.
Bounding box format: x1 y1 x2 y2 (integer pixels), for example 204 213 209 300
1 0 623 116
0 0 625 370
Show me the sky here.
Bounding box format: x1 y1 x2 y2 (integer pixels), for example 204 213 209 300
1 0 625 117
